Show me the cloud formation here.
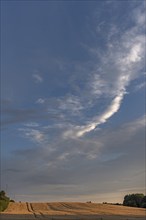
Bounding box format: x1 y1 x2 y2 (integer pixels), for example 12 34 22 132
134 82 146 91
62 3 145 138
2 115 145 202
36 98 45 104
33 73 43 83
19 128 45 144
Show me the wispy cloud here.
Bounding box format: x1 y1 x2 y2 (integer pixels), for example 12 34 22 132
58 95 84 116
24 122 39 127
123 115 145 135
134 82 146 91
4 115 145 201
19 128 45 144
31 2 145 141
33 73 43 83
63 94 124 139
62 4 145 139
36 98 45 104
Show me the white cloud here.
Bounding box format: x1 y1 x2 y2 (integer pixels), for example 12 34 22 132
24 122 39 127
90 74 108 96
134 82 146 91
26 129 44 143
19 128 45 144
33 74 43 83
127 43 142 63
36 98 45 104
63 91 125 138
63 124 96 139
123 40 144 64
95 92 124 123
58 95 84 115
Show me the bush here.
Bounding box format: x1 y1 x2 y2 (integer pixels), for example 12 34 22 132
10 199 15 202
0 199 9 212
0 190 12 212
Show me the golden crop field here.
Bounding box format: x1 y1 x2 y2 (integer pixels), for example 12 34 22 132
0 202 145 220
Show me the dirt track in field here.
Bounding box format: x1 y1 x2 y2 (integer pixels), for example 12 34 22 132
0 202 146 219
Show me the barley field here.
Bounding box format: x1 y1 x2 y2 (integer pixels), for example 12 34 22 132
0 202 145 220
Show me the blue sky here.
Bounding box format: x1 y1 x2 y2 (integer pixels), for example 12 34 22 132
1 0 145 203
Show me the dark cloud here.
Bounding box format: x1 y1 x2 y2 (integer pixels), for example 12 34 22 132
1 99 12 105
4 168 26 173
1 104 63 128
1 108 40 129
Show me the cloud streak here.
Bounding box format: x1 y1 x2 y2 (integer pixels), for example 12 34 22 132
63 91 125 138
63 4 145 138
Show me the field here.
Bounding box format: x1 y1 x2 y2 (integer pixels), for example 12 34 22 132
0 202 145 220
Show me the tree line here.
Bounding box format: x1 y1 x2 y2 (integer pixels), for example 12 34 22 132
123 193 146 208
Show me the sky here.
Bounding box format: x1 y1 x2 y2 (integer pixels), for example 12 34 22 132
1 0 146 203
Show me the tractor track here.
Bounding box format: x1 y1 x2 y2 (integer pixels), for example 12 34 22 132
26 202 45 219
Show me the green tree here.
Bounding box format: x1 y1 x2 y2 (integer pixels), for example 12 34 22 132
141 196 146 208
123 193 144 208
